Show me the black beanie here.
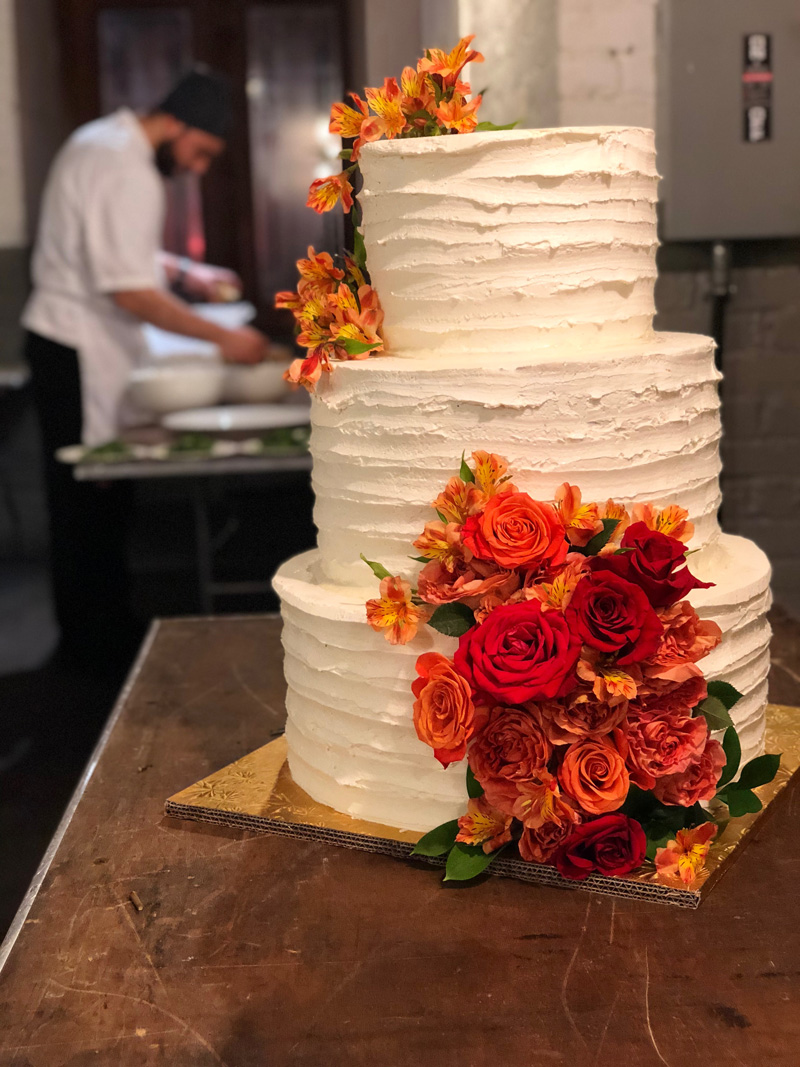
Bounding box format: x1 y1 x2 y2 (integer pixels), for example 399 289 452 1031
157 65 232 139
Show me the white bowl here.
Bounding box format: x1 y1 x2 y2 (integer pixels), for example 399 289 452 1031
128 363 225 416
221 346 294 403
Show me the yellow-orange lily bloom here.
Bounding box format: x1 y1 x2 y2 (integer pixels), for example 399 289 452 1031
366 575 430 645
655 822 718 886
307 170 354 214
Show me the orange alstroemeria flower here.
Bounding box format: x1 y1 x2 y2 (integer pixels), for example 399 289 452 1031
418 34 484 87
274 290 303 313
631 502 695 544
525 555 589 612
470 451 516 499
433 476 486 524
655 822 718 886
456 796 513 855
362 78 407 143
554 483 604 548
434 93 483 134
576 648 641 703
511 771 579 832
296 246 345 293
307 170 354 214
284 351 327 392
413 521 463 573
597 499 631 547
366 575 430 645
329 92 369 138
400 65 435 121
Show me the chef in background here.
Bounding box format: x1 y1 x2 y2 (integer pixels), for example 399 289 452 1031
23 67 268 674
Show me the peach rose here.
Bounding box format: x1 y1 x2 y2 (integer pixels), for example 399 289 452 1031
462 491 568 571
634 670 708 717
468 706 553 814
625 709 708 790
652 736 726 806
417 558 520 607
412 652 477 767
644 601 723 683
519 817 577 864
558 731 630 815
532 688 629 746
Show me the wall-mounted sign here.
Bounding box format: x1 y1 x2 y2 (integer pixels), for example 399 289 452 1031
743 33 773 142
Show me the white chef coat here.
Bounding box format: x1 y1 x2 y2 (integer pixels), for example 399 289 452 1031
23 108 166 446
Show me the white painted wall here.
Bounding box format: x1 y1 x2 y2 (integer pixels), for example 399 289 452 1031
558 0 658 128
0 0 26 247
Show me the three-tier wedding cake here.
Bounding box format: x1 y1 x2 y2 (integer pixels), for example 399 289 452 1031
274 126 772 835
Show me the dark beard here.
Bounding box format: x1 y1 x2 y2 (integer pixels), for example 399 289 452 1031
155 141 178 177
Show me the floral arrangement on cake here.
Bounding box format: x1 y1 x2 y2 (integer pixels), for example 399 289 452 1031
363 452 780 887
275 35 514 391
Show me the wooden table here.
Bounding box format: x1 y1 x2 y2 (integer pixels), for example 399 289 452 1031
1 613 800 1066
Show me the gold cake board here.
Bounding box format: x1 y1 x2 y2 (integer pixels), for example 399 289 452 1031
165 705 800 909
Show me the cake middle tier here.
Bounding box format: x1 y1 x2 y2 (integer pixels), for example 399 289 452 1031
312 332 722 586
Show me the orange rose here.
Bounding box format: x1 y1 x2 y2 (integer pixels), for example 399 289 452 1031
412 653 477 767
532 689 629 746
462 492 568 571
558 731 630 815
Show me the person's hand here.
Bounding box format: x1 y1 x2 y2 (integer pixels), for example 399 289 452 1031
218 326 269 364
182 263 243 303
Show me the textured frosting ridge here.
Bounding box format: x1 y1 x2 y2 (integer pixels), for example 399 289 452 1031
359 127 659 356
312 333 722 585
274 534 772 833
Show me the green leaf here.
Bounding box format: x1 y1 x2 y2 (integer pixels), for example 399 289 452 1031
736 753 781 791
360 553 392 581
706 680 744 711
459 452 475 484
428 602 476 638
339 148 353 160
717 727 742 790
725 789 763 818
475 120 521 132
435 509 449 524
696 695 735 731
645 828 674 863
336 336 381 356
575 518 620 557
410 555 430 564
466 765 484 799
352 210 367 274
411 820 459 857
444 842 503 882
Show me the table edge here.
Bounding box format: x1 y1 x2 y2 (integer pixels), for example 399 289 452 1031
0 620 162 975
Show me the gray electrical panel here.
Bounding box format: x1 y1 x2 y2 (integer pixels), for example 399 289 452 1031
658 0 800 240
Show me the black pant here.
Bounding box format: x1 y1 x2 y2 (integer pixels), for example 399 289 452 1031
25 330 140 673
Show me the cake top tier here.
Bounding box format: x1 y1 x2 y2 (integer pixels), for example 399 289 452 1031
358 126 660 358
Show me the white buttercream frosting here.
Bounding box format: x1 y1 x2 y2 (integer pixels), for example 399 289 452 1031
312 332 722 585
274 534 772 832
359 127 659 356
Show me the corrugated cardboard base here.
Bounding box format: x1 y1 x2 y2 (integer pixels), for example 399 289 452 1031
166 704 800 909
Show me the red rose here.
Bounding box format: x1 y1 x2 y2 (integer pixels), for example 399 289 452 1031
468 706 553 812
555 814 647 880
565 572 663 666
454 599 581 705
462 492 568 571
652 736 726 807
592 522 713 608
625 708 708 790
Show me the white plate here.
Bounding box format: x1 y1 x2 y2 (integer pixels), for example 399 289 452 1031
161 404 311 433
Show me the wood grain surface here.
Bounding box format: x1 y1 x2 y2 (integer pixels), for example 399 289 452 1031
1 613 799 1067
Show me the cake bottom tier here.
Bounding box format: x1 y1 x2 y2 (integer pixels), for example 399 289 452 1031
274 534 772 833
